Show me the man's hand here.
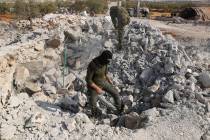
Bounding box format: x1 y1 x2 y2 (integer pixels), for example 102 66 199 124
89 83 104 94
95 87 104 94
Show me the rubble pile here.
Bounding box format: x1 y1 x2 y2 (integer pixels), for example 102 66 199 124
0 14 210 140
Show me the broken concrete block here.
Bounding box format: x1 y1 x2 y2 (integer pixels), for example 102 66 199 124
73 92 87 107
163 90 174 104
47 36 61 48
195 92 206 104
59 95 79 113
13 66 30 88
104 39 113 48
8 95 22 108
42 84 57 96
25 113 45 128
74 113 92 124
34 41 45 51
116 112 141 129
122 95 133 107
198 72 210 88
25 82 41 95
65 119 77 132
0 124 16 140
140 107 159 122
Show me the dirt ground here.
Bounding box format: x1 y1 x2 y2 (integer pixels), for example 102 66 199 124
139 19 210 40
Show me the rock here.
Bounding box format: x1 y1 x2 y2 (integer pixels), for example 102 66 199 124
140 107 159 122
102 119 111 125
122 95 133 107
64 119 77 132
8 95 22 108
0 124 16 140
195 92 206 104
198 72 210 88
74 113 92 124
104 39 113 48
44 48 60 60
34 41 45 51
59 95 79 113
64 29 81 43
23 61 44 80
13 66 30 89
25 82 41 95
0 57 8 72
117 112 141 129
201 132 210 140
57 73 76 88
42 84 57 96
24 113 45 128
163 90 174 104
206 102 210 112
47 36 61 48
73 92 87 107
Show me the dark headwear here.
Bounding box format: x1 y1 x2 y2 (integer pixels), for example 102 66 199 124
97 50 113 65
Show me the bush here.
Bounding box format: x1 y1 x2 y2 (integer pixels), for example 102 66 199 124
86 0 108 14
39 2 58 16
0 2 10 14
70 1 86 12
70 0 108 14
14 0 40 19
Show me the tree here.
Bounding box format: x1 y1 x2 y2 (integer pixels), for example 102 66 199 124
0 2 10 14
39 2 58 16
86 0 108 14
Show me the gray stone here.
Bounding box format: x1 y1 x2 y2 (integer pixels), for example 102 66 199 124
122 95 133 107
73 92 87 107
163 90 174 104
25 82 41 95
8 96 22 108
24 113 45 128
104 39 113 48
44 48 60 60
198 72 210 88
47 36 61 48
23 61 44 80
13 66 30 89
195 92 206 104
34 41 45 51
74 113 92 124
59 95 79 112
65 119 77 132
0 124 16 140
42 84 57 95
140 107 159 121
117 112 141 129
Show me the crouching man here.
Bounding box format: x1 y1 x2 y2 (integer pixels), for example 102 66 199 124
86 50 123 116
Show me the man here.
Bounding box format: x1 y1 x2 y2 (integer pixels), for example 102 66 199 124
86 50 122 116
110 6 130 49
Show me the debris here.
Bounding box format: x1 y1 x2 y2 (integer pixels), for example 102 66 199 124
198 72 210 88
162 90 174 104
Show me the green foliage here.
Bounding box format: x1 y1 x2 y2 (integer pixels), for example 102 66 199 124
122 1 195 12
0 2 11 14
86 0 108 14
70 1 86 12
70 0 108 14
39 2 58 16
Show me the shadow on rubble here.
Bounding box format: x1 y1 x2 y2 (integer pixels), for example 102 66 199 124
35 100 80 113
35 101 62 112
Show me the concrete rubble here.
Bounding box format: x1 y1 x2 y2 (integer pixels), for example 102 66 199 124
0 13 210 140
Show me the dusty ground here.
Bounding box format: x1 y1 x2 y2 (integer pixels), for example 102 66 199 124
139 19 210 40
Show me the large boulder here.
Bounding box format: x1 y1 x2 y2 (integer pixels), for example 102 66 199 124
13 66 30 90
198 72 210 88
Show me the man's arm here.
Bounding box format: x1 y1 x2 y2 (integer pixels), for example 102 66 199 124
86 63 103 94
